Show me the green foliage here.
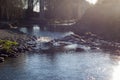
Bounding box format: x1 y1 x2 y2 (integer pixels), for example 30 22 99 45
0 40 18 52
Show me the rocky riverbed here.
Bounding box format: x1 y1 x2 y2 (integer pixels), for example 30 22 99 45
0 28 120 63
39 32 120 55
0 29 37 62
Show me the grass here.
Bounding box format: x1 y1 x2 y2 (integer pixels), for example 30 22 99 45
0 40 18 52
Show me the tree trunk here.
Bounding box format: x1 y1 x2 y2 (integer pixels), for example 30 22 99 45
27 0 34 17
39 0 44 19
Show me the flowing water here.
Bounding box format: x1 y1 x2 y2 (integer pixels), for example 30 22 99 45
0 25 120 80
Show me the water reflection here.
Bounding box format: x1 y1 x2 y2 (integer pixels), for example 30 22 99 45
19 25 69 39
20 27 28 34
32 25 40 36
0 51 118 80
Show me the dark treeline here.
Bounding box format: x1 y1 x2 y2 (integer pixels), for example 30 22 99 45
0 0 120 41
0 0 80 21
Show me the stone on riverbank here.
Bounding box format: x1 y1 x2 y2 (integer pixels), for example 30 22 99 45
43 32 120 54
0 54 8 57
75 47 85 52
0 29 37 62
0 57 4 62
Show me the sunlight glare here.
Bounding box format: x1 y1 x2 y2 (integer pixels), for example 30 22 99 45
112 61 120 80
33 2 39 12
37 37 52 42
85 0 98 5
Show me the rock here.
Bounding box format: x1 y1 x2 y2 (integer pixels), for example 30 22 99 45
0 50 7 54
0 57 4 62
71 34 81 38
0 45 2 48
13 47 19 52
27 48 32 51
44 42 53 47
50 41 71 47
60 35 77 42
27 41 36 45
0 54 8 57
17 47 22 52
17 45 26 52
23 45 33 51
8 53 18 58
40 45 65 53
80 39 86 43
65 36 73 41
90 47 100 50
75 47 84 52
29 36 37 41
64 44 77 50
85 32 97 38
32 36 37 40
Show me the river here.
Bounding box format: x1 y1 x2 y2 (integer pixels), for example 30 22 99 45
0 25 120 80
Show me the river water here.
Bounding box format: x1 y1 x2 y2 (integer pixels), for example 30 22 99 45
0 25 120 80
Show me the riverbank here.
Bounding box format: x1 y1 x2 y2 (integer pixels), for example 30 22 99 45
0 29 37 62
0 25 120 63
42 32 120 55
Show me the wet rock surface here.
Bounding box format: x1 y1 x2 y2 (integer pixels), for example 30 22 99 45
0 28 120 62
0 57 4 62
0 29 37 62
39 32 120 53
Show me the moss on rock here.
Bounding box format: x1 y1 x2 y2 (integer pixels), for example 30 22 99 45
0 39 18 52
